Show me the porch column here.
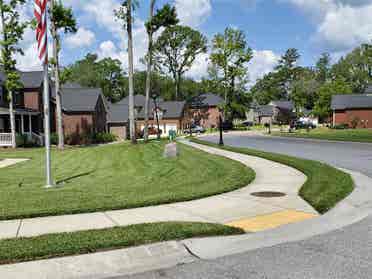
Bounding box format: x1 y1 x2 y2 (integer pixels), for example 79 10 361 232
21 114 24 134
29 114 32 134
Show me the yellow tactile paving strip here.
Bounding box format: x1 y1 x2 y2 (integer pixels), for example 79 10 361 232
226 210 317 232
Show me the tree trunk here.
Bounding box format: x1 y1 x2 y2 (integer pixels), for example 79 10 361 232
9 92 16 148
144 0 155 142
127 0 136 144
0 5 16 148
50 0 64 150
175 75 181 101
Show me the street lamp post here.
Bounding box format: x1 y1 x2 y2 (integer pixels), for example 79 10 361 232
219 110 224 146
151 92 161 140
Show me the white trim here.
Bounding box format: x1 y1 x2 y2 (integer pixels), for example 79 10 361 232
0 133 12 147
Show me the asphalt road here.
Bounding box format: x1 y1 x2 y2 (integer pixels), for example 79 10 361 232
117 133 372 279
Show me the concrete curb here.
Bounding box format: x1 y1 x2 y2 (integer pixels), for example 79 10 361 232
182 168 372 259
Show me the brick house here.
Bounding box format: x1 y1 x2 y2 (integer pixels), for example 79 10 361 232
107 95 186 140
187 93 224 129
51 83 108 137
331 92 372 129
248 101 295 125
0 70 107 147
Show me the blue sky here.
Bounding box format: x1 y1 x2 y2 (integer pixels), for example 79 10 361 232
17 0 372 84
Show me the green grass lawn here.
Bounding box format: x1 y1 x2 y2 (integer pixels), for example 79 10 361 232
273 128 372 143
0 141 255 220
0 222 244 265
191 138 354 213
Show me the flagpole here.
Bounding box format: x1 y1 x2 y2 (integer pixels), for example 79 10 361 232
43 62 53 188
42 0 53 188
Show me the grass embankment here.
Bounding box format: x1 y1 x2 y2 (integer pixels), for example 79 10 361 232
273 128 372 143
0 141 255 220
0 222 244 265
191 138 354 214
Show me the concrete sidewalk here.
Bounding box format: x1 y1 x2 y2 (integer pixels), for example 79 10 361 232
0 158 29 169
0 140 316 240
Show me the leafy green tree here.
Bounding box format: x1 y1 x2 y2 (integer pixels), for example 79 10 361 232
315 52 331 84
250 72 284 105
50 0 77 150
153 25 207 100
314 79 352 120
115 0 139 144
275 48 301 99
290 68 319 115
143 2 178 141
66 54 126 102
331 43 372 93
209 27 253 119
0 0 28 148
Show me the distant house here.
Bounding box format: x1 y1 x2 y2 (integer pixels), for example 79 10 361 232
250 101 295 125
0 70 108 147
331 93 372 128
107 95 186 140
51 84 108 137
187 93 224 129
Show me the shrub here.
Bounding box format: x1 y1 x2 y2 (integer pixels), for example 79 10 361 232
50 133 59 145
16 134 37 148
350 117 360 129
93 132 117 144
332 123 349 130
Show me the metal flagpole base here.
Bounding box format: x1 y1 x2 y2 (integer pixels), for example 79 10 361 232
44 184 55 189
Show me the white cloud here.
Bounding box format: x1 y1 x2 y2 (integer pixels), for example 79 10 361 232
186 53 210 80
65 28 96 48
247 50 280 86
315 4 372 51
175 0 212 28
283 0 372 52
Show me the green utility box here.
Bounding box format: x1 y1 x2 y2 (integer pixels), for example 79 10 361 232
169 130 177 141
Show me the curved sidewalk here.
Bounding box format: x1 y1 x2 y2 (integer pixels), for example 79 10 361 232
0 140 316 240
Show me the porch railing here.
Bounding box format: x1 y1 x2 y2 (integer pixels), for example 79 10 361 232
0 133 12 147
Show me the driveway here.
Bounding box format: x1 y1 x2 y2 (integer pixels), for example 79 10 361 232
119 132 372 279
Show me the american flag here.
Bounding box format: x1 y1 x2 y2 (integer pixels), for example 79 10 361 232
34 0 48 64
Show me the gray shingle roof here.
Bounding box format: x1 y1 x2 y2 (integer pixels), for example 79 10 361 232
270 101 293 111
19 71 44 89
0 70 43 89
331 94 372 110
107 104 129 123
61 88 102 112
107 95 185 123
190 93 223 108
257 105 274 117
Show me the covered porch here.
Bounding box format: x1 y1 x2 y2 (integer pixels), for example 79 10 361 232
0 107 41 147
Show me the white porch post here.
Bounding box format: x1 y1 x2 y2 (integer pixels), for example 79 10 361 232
21 114 24 135
29 114 32 134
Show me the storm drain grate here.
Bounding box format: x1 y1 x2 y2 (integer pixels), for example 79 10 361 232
251 191 286 198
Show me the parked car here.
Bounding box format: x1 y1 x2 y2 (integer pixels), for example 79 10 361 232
242 120 254 127
138 127 162 138
290 120 316 130
184 125 206 134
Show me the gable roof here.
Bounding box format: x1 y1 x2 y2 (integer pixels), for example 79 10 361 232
190 93 224 108
61 88 103 112
269 100 293 111
331 94 372 110
19 71 44 89
257 105 274 117
107 103 129 123
0 70 43 89
107 95 185 123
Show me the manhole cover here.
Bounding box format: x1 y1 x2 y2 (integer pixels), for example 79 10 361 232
251 191 286 198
